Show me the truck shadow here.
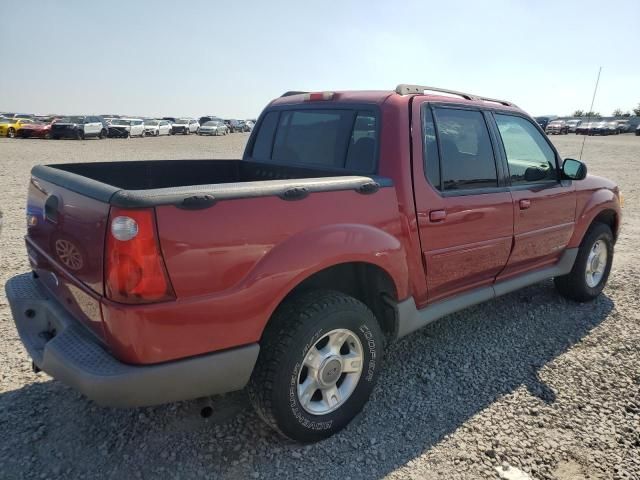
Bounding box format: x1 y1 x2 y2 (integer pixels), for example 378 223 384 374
0 280 615 479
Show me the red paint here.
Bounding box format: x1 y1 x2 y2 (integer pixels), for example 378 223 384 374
25 90 622 365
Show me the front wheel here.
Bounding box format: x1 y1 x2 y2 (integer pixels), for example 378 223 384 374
248 290 384 443
555 223 614 302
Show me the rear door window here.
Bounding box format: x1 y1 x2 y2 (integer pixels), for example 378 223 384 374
251 108 378 173
433 108 498 191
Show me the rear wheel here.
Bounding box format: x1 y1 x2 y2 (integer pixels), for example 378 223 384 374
248 290 384 443
555 223 614 302
76 129 84 140
99 129 107 139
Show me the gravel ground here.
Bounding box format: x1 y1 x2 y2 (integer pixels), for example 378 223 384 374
0 134 638 480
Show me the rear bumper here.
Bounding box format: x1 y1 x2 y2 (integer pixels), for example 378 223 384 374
5 273 259 407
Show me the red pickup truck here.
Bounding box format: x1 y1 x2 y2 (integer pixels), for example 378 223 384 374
7 85 622 442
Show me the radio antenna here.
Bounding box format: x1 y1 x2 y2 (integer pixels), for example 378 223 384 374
579 66 602 160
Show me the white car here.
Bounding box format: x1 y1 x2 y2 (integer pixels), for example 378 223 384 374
108 118 146 138
171 118 199 135
198 120 229 136
144 119 172 136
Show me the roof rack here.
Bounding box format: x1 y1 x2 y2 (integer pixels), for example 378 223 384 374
395 84 515 107
280 91 308 97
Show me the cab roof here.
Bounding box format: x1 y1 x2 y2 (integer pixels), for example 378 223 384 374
271 84 522 113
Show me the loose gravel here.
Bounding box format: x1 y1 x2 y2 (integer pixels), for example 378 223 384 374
0 134 638 480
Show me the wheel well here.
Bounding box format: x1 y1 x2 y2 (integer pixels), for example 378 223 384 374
281 263 399 337
591 209 619 242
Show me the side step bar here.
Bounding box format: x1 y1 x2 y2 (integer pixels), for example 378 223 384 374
395 248 578 338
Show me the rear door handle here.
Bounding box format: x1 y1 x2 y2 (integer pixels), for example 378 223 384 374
429 210 447 222
519 199 531 210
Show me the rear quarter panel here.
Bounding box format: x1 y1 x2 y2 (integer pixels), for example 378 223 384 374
102 187 410 364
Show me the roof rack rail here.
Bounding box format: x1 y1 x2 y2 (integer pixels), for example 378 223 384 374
281 91 308 97
394 84 515 107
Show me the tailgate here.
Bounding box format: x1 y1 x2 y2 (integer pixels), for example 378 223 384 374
25 176 110 337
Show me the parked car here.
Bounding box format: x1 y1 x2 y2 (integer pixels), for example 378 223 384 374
590 121 612 136
198 120 229 136
244 120 255 132
6 85 622 443
144 119 172 136
13 113 34 119
566 119 582 133
227 119 245 133
545 120 569 135
172 118 199 135
198 115 221 126
576 122 594 135
17 118 59 139
613 120 630 134
51 116 108 140
107 118 145 138
0 118 34 138
534 116 552 130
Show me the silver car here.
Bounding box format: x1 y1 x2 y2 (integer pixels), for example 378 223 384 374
198 120 229 136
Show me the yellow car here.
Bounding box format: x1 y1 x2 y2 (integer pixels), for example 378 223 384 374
0 118 34 138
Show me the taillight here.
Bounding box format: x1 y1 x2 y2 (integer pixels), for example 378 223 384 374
105 207 175 304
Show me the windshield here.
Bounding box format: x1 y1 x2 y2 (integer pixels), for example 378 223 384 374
548 121 563 125
204 121 220 126
111 119 131 126
144 120 159 126
175 119 189 124
250 108 378 173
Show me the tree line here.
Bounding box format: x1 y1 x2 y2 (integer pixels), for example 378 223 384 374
571 104 640 118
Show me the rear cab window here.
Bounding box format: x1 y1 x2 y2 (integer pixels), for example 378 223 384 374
249 107 378 173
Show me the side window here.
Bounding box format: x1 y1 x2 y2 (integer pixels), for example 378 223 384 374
252 111 280 160
433 108 498 191
494 114 557 185
345 112 376 172
421 106 440 189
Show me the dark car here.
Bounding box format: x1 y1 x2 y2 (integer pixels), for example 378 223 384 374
590 121 612 136
51 116 108 140
566 119 582 133
199 115 221 126
229 119 245 133
535 116 552 130
576 122 594 135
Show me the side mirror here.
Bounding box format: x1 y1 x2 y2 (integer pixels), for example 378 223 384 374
562 158 587 180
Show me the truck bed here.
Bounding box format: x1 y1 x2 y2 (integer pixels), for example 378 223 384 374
33 160 388 208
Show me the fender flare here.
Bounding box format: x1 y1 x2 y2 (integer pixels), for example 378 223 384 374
568 189 620 247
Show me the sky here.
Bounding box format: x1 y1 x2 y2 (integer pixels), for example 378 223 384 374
2 0 639 119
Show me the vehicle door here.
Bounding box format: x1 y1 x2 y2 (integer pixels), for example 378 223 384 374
411 102 514 304
84 117 98 136
489 112 576 280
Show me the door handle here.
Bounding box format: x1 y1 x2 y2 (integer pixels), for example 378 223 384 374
519 199 531 210
429 210 447 222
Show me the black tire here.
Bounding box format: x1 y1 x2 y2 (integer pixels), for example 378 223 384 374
99 129 107 139
76 129 84 140
248 290 384 443
554 223 614 302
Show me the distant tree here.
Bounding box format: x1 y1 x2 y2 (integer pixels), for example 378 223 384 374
634 104 640 116
584 111 601 118
612 108 623 116
622 111 632 117
572 110 584 117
